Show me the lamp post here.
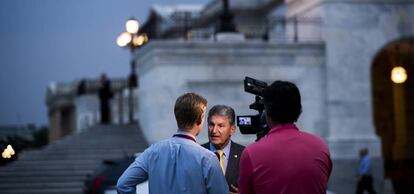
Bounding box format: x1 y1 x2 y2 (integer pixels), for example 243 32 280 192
116 18 148 124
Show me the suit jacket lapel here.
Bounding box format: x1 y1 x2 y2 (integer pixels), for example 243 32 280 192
225 141 237 181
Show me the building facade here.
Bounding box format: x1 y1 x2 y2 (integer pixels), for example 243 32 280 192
135 0 414 193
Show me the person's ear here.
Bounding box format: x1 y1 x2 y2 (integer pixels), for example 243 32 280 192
196 112 204 126
230 125 236 135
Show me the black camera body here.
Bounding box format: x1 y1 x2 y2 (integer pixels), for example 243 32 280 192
237 77 270 141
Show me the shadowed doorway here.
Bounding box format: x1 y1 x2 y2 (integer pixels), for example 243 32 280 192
372 37 414 193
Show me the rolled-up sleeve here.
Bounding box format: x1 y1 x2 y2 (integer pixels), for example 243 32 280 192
117 149 150 194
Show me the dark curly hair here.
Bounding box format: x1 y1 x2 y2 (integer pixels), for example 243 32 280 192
262 80 302 124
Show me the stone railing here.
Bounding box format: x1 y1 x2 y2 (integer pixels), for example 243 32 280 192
45 77 136 141
149 16 323 43
265 16 323 42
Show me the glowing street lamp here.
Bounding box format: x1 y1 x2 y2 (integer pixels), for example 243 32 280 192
391 66 408 84
117 32 132 47
132 34 148 47
2 145 15 159
126 18 139 34
117 18 149 124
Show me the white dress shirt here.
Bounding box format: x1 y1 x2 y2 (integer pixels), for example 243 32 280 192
209 141 231 172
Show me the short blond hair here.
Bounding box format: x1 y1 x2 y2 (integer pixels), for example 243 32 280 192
174 93 207 129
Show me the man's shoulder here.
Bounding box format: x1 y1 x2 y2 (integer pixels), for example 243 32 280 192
299 130 329 147
200 142 209 149
231 141 246 151
184 141 215 158
195 145 218 165
201 141 245 151
151 138 173 147
156 138 215 157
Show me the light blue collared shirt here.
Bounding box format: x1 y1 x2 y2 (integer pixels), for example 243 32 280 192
209 141 231 173
117 131 229 194
358 154 372 176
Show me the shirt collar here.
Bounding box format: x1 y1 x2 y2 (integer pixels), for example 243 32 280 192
175 131 197 142
209 140 231 158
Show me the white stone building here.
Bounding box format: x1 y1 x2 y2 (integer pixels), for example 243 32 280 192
134 0 414 193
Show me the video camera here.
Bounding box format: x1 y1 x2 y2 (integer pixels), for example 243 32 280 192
237 77 270 141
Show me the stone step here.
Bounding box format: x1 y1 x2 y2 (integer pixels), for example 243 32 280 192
21 149 138 157
56 139 143 144
45 144 143 149
62 133 141 139
11 159 112 165
26 153 140 160
66 130 141 136
47 143 143 150
47 143 142 148
18 153 131 160
54 130 144 138
0 163 99 172
59 148 137 152
53 136 137 143
1 124 148 194
19 149 139 159
5 159 100 166
71 134 140 137
16 156 132 163
1 187 83 194
0 175 86 183
0 182 84 190
0 169 93 177
53 137 140 143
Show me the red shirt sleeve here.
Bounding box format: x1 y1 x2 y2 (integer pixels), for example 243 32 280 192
238 149 255 194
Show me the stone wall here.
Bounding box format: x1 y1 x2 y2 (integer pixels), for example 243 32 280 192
287 0 414 193
322 0 414 158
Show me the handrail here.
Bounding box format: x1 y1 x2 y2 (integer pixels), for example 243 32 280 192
149 16 323 43
46 78 129 107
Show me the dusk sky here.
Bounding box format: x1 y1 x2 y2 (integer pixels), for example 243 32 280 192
0 0 208 126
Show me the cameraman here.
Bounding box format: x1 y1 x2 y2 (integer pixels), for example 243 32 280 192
238 80 332 194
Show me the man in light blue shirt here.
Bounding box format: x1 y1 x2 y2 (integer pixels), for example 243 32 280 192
356 148 376 194
117 93 229 194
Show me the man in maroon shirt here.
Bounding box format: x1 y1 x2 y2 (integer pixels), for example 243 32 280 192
238 80 332 194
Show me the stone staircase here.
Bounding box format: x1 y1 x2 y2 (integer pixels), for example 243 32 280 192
0 124 148 194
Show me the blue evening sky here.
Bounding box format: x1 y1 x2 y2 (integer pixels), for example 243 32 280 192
0 0 208 126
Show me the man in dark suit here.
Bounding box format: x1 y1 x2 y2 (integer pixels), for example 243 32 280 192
98 73 113 124
202 105 245 193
